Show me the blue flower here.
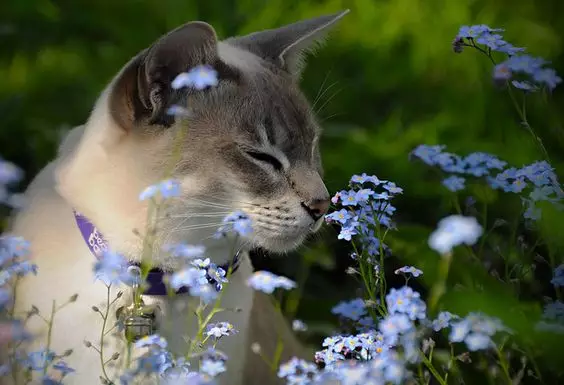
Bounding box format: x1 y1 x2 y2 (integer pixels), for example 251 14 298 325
533 68 562 91
278 357 317 381
165 104 192 117
350 173 382 186
442 175 465 192
386 286 427 320
551 265 564 287
1 235 30 259
379 314 414 345
169 267 207 291
292 319 308 332
0 158 23 185
93 250 131 286
428 215 483 255
205 322 237 339
331 298 367 321
457 25 502 39
512 80 538 92
200 359 226 377
25 349 56 371
171 65 219 90
139 179 181 201
340 190 359 206
475 33 506 50
432 311 459 331
52 361 75 377
135 334 168 349
494 55 562 91
135 349 173 376
325 209 351 225
214 211 253 238
337 227 357 241
206 265 227 290
410 144 446 165
382 182 403 195
355 188 374 203
163 243 206 259
394 265 423 278
246 271 296 294
190 283 219 304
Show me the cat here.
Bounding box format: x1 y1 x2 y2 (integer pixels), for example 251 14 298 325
7 10 349 385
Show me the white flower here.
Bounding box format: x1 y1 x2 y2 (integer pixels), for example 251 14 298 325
428 215 483 254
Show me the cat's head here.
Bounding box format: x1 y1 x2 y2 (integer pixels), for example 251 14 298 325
60 11 348 257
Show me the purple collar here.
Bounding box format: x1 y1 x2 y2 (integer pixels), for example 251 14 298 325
73 210 240 296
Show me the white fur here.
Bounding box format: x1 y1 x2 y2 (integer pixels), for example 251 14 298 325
9 87 255 385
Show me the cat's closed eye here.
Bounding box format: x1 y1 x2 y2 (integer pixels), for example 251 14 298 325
244 150 283 171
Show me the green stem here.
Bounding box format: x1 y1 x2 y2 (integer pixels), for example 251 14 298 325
420 352 448 385
99 286 112 382
444 344 455 383
42 300 56 376
428 251 452 314
495 345 513 385
506 82 550 161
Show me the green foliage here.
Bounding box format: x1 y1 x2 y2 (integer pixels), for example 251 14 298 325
2 0 564 382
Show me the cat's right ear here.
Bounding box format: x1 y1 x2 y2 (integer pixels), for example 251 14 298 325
109 21 238 131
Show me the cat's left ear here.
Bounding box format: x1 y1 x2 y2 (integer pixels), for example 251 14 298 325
226 10 349 78
109 21 238 131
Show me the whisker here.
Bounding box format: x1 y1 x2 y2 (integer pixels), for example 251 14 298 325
167 221 236 233
312 72 332 110
177 198 233 209
315 86 342 116
312 75 338 112
313 80 339 113
190 193 258 207
168 212 233 218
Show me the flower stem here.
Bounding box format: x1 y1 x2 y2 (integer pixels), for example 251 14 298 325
99 286 112 382
42 300 56 376
427 252 452 314
495 345 513 384
420 352 448 385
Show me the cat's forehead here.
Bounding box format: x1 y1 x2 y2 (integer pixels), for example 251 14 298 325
215 42 319 154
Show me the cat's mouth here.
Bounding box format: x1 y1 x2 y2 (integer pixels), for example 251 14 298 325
246 216 325 253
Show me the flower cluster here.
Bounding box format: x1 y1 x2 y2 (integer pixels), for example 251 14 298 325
93 250 139 287
120 335 219 384
273 167 523 385
169 255 226 304
453 24 562 92
411 144 564 220
449 312 509 351
171 65 219 91
139 179 182 201
327 173 401 259
0 236 37 311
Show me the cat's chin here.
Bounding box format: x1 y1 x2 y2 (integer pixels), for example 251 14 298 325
251 233 308 254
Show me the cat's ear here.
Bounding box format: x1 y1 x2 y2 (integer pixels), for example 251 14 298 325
226 10 349 78
109 21 238 131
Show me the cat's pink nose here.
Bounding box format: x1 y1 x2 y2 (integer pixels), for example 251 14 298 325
302 198 330 221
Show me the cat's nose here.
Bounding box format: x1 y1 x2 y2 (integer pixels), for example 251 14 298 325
302 198 331 221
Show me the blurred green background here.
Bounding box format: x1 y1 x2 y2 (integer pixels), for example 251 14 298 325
2 0 564 380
